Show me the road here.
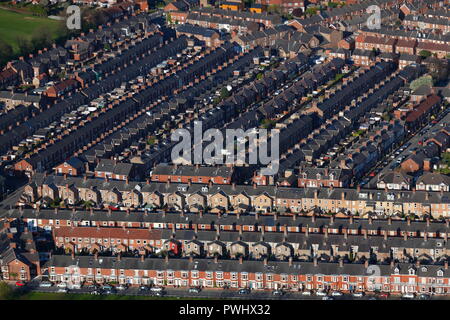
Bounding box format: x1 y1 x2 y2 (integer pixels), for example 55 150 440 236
17 278 436 301
366 105 450 188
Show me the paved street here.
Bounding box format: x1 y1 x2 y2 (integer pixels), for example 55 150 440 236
366 105 450 188
17 278 437 301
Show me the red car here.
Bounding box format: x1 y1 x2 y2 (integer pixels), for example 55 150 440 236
378 292 389 299
15 281 25 287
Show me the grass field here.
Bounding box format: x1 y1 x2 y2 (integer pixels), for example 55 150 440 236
0 7 63 54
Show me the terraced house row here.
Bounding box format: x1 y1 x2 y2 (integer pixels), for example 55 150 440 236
44 254 450 294
14 39 237 174
6 206 450 240
20 173 450 218
51 224 450 263
80 46 262 167
0 14 162 156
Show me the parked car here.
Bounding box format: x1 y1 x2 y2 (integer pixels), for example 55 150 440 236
56 282 67 288
85 284 99 290
153 291 164 297
15 281 25 287
402 293 415 299
90 289 103 295
150 286 164 292
116 284 128 291
238 288 250 295
378 292 389 299
418 293 430 300
57 288 68 293
301 290 312 296
102 285 117 294
39 281 53 288
69 283 81 289
352 292 364 298
322 296 334 300
331 291 343 297
139 285 150 292
272 290 284 296
316 290 327 296
188 287 201 294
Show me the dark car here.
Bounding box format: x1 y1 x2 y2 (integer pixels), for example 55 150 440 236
103 285 117 295
418 294 430 300
238 288 250 295
139 285 150 292
272 290 284 296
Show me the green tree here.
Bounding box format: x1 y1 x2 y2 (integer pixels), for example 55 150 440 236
305 7 318 15
419 50 432 58
219 87 230 99
16 36 32 57
0 39 13 65
267 4 281 13
410 75 433 91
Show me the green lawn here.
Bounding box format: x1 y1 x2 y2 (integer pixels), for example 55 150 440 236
0 7 63 53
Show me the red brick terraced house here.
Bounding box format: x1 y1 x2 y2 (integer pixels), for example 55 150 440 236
151 164 234 185
355 35 397 53
45 254 450 294
53 226 163 254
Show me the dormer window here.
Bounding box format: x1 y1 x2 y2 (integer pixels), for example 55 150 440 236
438 270 444 277
394 267 399 274
408 268 415 275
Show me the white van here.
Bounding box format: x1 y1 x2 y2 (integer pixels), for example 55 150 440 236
150 286 163 292
402 293 415 299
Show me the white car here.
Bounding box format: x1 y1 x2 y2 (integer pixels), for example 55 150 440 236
331 291 343 297
352 292 364 298
57 288 68 293
316 290 327 296
402 293 415 299
301 291 311 296
69 283 81 289
39 281 53 288
56 282 67 288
